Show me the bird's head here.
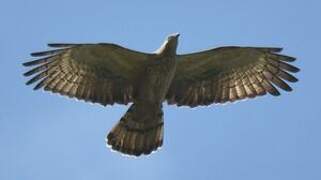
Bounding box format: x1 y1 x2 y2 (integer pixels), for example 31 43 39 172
167 33 180 41
167 33 180 48
155 33 180 55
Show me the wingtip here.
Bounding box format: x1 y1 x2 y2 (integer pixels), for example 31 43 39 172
30 52 44 57
283 55 297 62
284 86 293 92
22 62 30 67
291 66 300 73
25 80 32 86
272 47 283 52
23 71 30 77
269 90 281 96
289 57 297 62
33 84 43 90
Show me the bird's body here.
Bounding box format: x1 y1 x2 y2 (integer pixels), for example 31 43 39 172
23 33 299 156
137 53 177 104
107 35 178 155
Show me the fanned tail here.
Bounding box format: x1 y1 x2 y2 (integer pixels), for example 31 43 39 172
106 103 164 156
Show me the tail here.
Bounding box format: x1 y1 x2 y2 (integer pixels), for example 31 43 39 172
106 103 164 156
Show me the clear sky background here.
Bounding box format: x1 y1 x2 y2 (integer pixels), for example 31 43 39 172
0 0 320 179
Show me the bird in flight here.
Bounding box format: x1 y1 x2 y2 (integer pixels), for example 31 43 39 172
23 33 299 156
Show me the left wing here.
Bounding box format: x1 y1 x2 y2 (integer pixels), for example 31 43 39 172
23 43 153 106
166 46 299 107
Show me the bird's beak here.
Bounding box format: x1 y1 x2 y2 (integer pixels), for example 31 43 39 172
175 33 180 38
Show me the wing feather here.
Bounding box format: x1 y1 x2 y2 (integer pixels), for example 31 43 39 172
167 46 299 107
23 43 153 106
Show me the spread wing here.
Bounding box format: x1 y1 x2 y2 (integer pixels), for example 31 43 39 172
23 43 153 106
167 46 300 107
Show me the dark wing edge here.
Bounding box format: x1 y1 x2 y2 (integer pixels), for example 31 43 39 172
166 47 300 107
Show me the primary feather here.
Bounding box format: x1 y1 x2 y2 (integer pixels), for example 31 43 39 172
23 43 153 105
166 46 299 107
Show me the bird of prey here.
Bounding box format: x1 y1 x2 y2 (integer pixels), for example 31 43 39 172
23 33 299 156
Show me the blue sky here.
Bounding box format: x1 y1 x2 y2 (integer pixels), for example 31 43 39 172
1 0 320 179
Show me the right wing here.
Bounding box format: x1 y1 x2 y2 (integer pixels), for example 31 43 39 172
167 46 299 107
23 43 154 106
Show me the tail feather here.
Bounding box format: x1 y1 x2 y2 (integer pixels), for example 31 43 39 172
106 103 164 156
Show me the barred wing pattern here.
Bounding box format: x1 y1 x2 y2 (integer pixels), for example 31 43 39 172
167 47 299 107
23 43 152 106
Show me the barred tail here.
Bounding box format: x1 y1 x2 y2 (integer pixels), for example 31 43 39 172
106 103 164 156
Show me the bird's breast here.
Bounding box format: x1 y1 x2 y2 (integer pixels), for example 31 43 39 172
136 57 176 103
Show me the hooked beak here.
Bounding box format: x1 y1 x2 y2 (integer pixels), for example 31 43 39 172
174 33 180 38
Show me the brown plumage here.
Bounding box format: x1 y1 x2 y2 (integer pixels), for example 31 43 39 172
23 33 299 157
